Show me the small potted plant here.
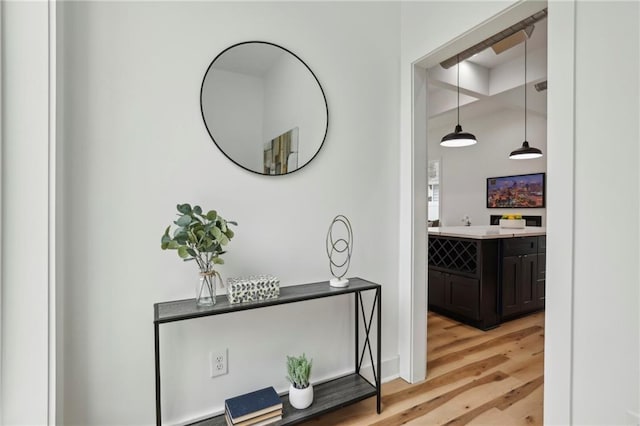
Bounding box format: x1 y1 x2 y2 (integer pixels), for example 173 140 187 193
161 203 237 307
286 353 313 409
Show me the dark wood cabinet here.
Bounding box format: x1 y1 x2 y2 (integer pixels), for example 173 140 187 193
501 255 520 317
428 233 545 330
536 237 546 308
428 236 499 330
428 270 480 321
428 269 446 307
500 236 545 320
447 274 481 320
501 253 538 317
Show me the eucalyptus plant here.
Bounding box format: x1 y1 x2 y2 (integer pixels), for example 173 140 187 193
161 203 237 272
286 353 313 389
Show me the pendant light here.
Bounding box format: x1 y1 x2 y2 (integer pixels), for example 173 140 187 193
441 55 477 147
509 39 543 160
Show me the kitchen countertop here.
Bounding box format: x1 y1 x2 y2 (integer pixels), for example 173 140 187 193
428 225 546 239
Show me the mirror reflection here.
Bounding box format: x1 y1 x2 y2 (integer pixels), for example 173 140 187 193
201 41 328 175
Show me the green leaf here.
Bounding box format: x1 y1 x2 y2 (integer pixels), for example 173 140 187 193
213 257 224 265
177 203 192 214
174 230 188 244
186 248 197 257
206 210 217 221
227 221 238 226
211 226 222 239
176 214 192 227
218 233 229 246
177 246 189 259
225 229 234 239
161 241 169 250
193 205 202 215
167 241 180 250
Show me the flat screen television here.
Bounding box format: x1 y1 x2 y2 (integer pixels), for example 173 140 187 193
487 172 545 208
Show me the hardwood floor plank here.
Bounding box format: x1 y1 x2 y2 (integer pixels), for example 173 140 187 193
384 354 509 406
428 325 543 370
429 312 543 356
492 384 544 425
369 372 509 426
442 376 544 426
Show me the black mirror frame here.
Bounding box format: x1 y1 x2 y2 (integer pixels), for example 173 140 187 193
200 41 329 176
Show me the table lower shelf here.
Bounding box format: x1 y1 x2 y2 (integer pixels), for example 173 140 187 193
188 373 377 426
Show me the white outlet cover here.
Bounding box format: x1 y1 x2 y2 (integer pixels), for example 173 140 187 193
209 350 228 378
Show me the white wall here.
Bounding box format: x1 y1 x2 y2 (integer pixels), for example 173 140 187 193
58 2 400 425
1 2 52 424
428 108 547 226
570 1 639 423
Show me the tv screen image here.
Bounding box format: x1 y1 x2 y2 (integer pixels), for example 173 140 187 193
487 173 545 208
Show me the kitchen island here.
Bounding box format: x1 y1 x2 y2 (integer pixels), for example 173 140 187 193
428 226 546 330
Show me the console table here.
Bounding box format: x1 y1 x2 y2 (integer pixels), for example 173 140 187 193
153 277 382 425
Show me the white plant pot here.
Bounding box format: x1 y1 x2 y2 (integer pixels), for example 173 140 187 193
289 384 313 409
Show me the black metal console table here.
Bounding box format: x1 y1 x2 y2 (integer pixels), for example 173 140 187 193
153 277 382 425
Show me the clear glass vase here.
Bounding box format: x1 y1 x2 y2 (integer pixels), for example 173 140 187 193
197 269 218 307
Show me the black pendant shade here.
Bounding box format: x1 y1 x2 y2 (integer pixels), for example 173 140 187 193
509 141 543 159
441 56 477 147
441 124 477 147
509 39 543 160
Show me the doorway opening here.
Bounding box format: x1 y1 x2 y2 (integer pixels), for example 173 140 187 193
409 1 553 423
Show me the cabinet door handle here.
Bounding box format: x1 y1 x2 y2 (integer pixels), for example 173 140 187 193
523 254 528 258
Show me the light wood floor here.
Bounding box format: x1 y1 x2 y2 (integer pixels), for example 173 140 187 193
304 310 544 425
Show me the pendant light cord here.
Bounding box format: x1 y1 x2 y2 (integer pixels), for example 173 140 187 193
524 40 527 141
457 54 460 126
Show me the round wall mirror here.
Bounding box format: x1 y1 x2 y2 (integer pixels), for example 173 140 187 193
200 41 328 175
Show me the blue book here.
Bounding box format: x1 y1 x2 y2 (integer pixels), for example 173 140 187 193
225 386 282 423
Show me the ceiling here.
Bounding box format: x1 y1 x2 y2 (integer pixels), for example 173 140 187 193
467 19 547 69
428 18 547 129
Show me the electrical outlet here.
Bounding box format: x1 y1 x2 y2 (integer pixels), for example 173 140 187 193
209 349 228 378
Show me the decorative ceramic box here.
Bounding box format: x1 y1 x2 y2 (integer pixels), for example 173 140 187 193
499 219 526 229
227 275 280 304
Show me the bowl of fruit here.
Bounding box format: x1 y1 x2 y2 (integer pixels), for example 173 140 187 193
499 214 526 229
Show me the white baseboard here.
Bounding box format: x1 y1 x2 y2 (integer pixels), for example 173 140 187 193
358 354 400 384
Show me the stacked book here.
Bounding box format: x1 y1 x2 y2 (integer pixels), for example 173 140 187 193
225 386 283 426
